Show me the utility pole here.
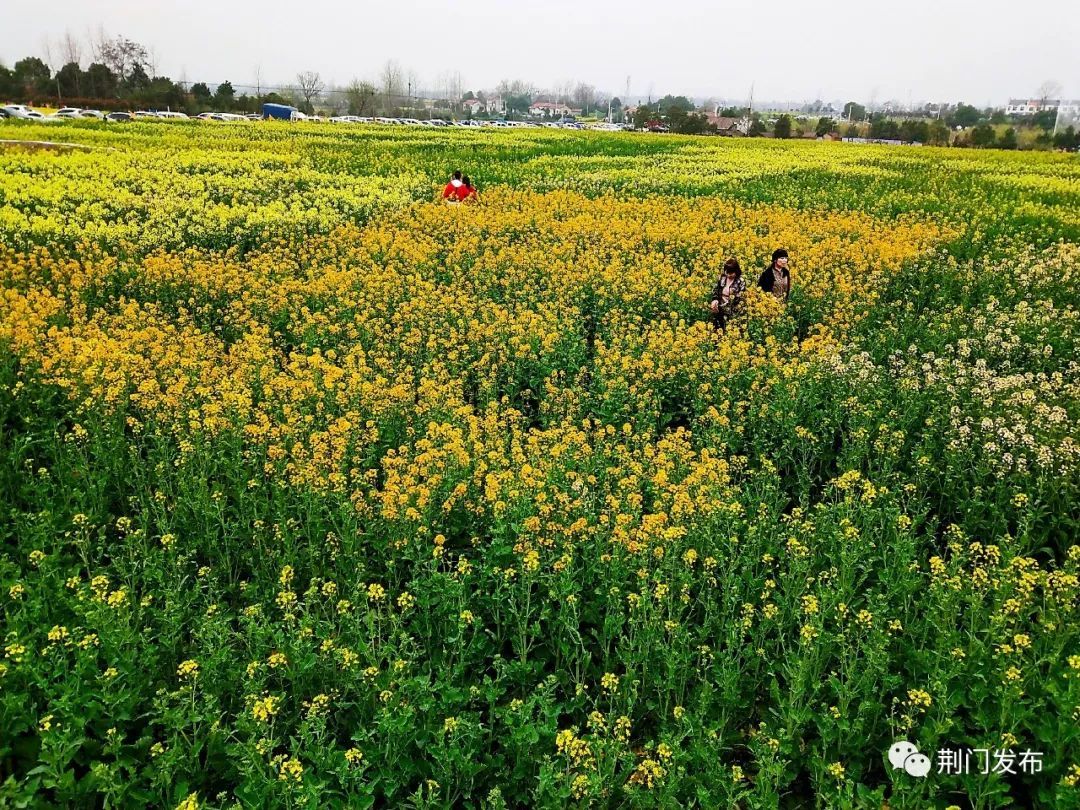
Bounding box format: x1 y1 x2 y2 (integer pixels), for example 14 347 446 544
745 81 754 134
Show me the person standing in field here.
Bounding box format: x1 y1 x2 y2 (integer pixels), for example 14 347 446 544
442 170 464 202
758 248 792 302
709 257 746 330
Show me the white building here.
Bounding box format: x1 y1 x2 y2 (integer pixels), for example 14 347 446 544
1005 98 1080 115
528 101 574 117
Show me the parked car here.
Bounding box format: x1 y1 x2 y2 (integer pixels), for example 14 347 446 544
54 107 84 118
105 111 133 122
133 111 160 119
1 104 34 118
245 113 261 121
79 110 104 119
156 111 189 120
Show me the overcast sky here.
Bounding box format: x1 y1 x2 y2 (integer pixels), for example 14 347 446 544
4 0 1078 105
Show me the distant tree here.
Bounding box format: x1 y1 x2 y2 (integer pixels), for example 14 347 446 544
215 81 235 109
95 34 150 86
190 82 212 101
85 62 117 98
629 105 648 129
657 95 694 117
949 103 982 128
346 79 377 116
671 113 711 135
842 122 861 138
126 62 150 92
1032 109 1057 131
380 60 403 113
0 64 15 100
296 71 324 109
749 114 766 137
495 79 534 117
1036 79 1063 106
971 124 996 147
572 82 597 115
928 119 951 146
899 119 929 143
138 76 184 109
842 101 866 122
14 57 52 98
815 117 835 137
869 116 900 140
773 114 793 138
462 90 475 101
998 127 1018 149
608 96 623 121
719 105 744 117
56 62 83 97
989 110 1009 125
59 30 82 69
1053 125 1078 151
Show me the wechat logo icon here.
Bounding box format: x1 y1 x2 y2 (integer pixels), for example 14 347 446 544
889 741 932 778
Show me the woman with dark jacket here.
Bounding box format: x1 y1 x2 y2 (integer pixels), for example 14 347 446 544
709 257 746 330
758 248 792 302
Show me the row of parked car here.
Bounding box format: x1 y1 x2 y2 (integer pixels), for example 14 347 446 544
1 104 638 131
1 105 266 123
322 116 619 130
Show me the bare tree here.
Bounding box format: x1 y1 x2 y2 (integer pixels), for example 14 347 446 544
447 71 464 113
380 60 403 113
346 79 377 116
296 71 325 108
1036 79 1063 104
572 82 597 114
554 79 575 107
94 31 150 84
60 30 82 67
322 83 347 115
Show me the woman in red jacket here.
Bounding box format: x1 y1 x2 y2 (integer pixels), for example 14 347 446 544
442 170 464 202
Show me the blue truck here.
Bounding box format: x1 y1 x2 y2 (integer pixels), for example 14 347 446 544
262 103 299 121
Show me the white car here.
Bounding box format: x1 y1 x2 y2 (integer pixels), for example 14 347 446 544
133 111 160 119
156 111 189 120
2 104 35 118
55 107 83 118
79 110 104 119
